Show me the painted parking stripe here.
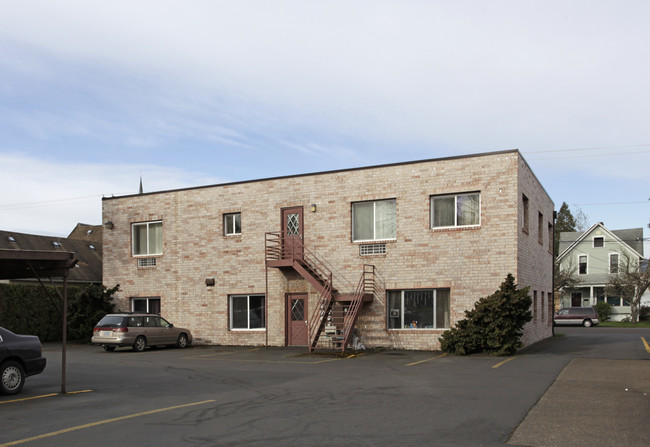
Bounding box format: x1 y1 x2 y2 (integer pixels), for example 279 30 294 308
406 352 447 366
642 337 650 354
0 390 93 405
492 356 517 369
0 399 216 447
182 347 261 359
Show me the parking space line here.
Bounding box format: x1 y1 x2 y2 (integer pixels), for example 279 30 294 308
492 356 517 369
406 352 447 366
0 399 216 447
0 390 93 405
642 337 650 354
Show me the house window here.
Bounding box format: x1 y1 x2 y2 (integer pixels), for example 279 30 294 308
578 255 587 274
131 297 161 314
352 199 396 242
522 194 529 233
538 212 544 244
387 289 450 329
224 213 242 236
230 294 265 330
132 221 163 256
431 192 480 228
548 222 553 253
609 253 619 274
533 291 538 321
593 237 604 248
541 291 545 322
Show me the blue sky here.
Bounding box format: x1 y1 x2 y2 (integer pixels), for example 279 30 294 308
0 1 648 253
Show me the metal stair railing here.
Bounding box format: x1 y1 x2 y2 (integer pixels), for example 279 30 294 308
340 265 375 353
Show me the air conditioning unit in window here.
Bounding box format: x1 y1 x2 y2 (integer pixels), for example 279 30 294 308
137 258 157 267
360 244 387 256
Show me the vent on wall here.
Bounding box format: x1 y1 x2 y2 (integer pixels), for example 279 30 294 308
360 244 387 256
137 258 157 267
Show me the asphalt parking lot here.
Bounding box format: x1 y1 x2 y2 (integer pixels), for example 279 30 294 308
1 327 648 447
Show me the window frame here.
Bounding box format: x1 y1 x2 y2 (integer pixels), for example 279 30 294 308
223 212 242 236
131 297 161 314
430 192 481 229
351 199 397 242
387 288 451 330
609 253 620 274
593 237 604 248
131 221 163 256
522 194 530 233
538 212 544 244
229 294 266 331
578 254 588 275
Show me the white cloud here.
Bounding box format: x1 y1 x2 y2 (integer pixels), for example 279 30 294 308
0 153 225 236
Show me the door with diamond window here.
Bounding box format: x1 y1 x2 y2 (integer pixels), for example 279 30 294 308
281 206 303 260
287 294 308 346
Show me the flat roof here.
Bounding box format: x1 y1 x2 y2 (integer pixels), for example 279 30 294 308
103 149 523 201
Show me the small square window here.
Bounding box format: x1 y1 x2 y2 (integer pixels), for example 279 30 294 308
593 237 604 248
224 213 242 236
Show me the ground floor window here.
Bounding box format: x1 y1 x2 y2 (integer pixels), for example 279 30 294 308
230 294 265 330
388 289 450 329
131 297 161 314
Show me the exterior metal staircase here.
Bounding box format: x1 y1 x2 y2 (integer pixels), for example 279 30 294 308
265 232 377 353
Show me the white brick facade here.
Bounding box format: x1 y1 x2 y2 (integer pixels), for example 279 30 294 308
102 150 554 350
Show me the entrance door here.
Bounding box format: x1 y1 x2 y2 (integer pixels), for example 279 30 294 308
281 207 304 260
571 292 582 307
287 294 308 346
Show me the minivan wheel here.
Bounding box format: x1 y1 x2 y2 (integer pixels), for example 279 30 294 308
176 334 188 349
583 319 593 327
132 336 147 352
1 361 25 395
103 345 116 352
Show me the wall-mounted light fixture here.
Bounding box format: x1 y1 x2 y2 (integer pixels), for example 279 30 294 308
104 220 114 230
310 204 317 213
205 277 215 287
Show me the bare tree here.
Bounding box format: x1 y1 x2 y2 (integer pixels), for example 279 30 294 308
605 254 650 324
554 258 580 311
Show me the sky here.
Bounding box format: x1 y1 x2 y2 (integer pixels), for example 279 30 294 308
0 1 648 254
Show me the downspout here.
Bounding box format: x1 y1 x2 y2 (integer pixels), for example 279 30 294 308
552 210 557 337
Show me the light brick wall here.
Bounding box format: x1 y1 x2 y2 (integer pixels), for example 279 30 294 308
103 150 553 350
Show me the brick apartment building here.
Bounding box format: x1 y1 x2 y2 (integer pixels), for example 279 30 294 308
102 149 554 351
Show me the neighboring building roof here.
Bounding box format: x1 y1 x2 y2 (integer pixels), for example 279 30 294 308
67 223 102 243
558 223 644 259
0 228 102 284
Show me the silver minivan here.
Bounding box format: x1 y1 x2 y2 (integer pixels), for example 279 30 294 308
91 313 193 352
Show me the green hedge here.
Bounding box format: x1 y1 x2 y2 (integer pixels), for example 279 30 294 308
440 274 532 356
0 283 118 342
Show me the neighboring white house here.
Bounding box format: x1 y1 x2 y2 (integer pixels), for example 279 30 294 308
557 223 644 321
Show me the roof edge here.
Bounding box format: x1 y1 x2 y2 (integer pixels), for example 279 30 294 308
103 149 520 201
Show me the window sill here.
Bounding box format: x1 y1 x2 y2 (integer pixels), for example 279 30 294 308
431 225 480 233
230 328 266 332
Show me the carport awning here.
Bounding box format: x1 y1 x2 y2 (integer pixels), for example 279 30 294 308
0 249 76 279
0 248 77 394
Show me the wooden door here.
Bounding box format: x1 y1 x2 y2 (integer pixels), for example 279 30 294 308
281 206 304 260
287 294 308 346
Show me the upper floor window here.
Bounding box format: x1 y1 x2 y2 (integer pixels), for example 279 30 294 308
224 212 241 236
593 237 604 248
522 194 530 233
609 253 619 274
132 221 162 256
578 255 587 274
352 199 396 242
548 222 553 253
538 212 544 244
431 192 480 228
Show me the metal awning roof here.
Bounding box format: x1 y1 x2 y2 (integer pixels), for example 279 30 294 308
0 249 76 279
